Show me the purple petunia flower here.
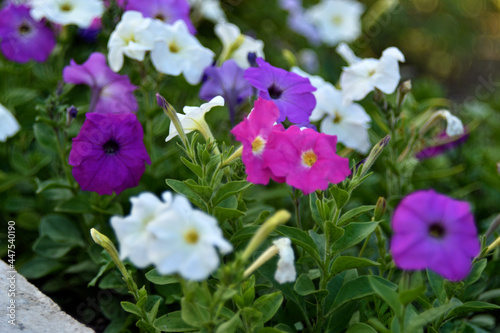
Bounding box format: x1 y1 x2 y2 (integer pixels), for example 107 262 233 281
0 3 56 63
244 57 316 124
63 52 138 114
126 0 196 34
69 113 151 195
416 130 469 160
390 189 480 281
200 60 253 125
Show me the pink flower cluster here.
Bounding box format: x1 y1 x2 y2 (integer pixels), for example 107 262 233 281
232 98 351 194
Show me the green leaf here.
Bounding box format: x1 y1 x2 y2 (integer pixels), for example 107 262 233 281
241 307 264 332
325 221 344 246
294 274 316 296
338 206 376 226
258 328 288 333
145 269 178 285
40 214 84 246
181 297 209 327
181 156 204 178
445 301 500 320
32 235 73 258
310 193 323 227
55 194 92 214
406 299 461 332
346 323 377 333
330 256 380 276
398 284 426 306
309 230 326 261
331 275 397 311
18 256 64 279
216 313 241 333
212 180 252 206
369 275 402 317
166 179 207 210
275 225 322 266
330 186 350 209
35 178 72 194
121 301 142 317
214 206 246 221
34 122 58 152
253 292 283 323
154 312 197 332
184 179 213 201
231 226 259 244
331 221 379 253
427 270 447 304
464 259 487 286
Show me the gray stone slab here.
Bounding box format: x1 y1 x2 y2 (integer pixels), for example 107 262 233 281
1 260 94 333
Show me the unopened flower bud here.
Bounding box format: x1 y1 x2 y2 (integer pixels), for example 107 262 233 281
374 197 387 221
247 52 257 67
156 92 188 148
360 135 390 177
66 105 78 126
486 214 500 238
90 228 129 278
396 80 411 111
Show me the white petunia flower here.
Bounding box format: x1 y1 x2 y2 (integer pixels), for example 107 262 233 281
436 110 465 137
215 22 264 69
110 192 173 268
147 194 232 281
151 20 215 85
166 96 224 142
273 238 296 284
339 45 405 104
30 0 104 28
0 104 21 142
292 67 371 153
304 0 364 46
107 11 155 72
188 0 226 23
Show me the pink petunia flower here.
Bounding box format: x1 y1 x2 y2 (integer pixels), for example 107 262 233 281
231 98 284 185
390 189 480 281
63 52 138 114
263 126 351 194
69 113 151 195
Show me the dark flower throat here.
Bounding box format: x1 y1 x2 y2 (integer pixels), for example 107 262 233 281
428 223 446 238
268 84 283 99
103 139 120 155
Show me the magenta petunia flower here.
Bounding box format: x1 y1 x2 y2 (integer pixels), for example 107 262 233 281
231 98 285 184
390 189 480 281
0 4 56 63
69 113 151 195
63 52 138 114
126 0 196 34
263 126 351 194
244 58 316 124
200 59 253 125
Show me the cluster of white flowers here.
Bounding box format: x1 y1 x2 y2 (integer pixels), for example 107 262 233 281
107 10 214 84
111 191 232 281
0 104 20 142
30 0 104 28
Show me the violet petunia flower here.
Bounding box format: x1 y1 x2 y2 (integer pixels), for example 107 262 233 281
63 52 138 114
200 60 253 125
231 98 284 185
263 126 351 194
244 58 316 124
69 113 151 195
126 0 196 34
0 4 56 63
416 131 468 160
390 189 480 281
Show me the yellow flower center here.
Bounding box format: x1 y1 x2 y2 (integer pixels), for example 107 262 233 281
301 150 317 167
252 136 265 155
332 15 343 25
169 41 180 53
60 3 73 12
333 111 342 124
184 229 199 244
